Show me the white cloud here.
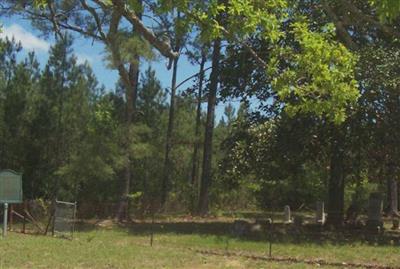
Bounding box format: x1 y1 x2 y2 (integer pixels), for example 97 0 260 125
0 24 50 52
76 53 93 65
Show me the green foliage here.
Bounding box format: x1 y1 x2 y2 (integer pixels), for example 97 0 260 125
218 99 331 208
270 21 359 124
16 0 400 214
369 0 400 21
33 0 47 9
0 37 123 201
105 33 154 68
26 0 360 123
225 0 287 41
345 176 378 212
189 1 358 123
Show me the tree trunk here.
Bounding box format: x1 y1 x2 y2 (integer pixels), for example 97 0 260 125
326 125 345 227
198 39 221 216
116 61 139 221
389 179 399 215
161 55 179 207
190 49 207 214
115 1 142 222
161 12 182 208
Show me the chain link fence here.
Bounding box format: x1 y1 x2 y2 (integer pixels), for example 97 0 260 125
53 200 77 238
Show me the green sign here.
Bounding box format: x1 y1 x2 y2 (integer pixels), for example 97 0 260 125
0 170 22 203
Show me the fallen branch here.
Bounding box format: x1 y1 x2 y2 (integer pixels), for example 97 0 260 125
23 209 45 233
11 210 24 220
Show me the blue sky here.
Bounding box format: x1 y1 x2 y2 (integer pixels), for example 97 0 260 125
0 17 200 90
0 16 237 121
0 17 238 120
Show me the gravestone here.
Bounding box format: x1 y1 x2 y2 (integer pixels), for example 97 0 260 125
284 205 292 224
316 201 326 225
366 192 383 230
250 223 263 233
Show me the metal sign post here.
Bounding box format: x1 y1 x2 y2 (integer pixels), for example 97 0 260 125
3 203 8 237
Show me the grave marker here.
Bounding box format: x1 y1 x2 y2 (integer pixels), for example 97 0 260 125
316 201 326 225
284 205 292 224
366 192 383 230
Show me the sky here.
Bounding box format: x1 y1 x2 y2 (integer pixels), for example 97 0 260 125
0 16 235 121
0 17 200 90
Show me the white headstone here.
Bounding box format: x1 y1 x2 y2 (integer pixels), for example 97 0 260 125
316 201 326 225
284 205 292 224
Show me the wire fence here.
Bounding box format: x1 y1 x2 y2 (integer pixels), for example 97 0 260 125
53 200 77 239
2 199 400 267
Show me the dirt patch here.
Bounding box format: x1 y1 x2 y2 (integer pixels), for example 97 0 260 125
190 248 400 269
95 219 116 229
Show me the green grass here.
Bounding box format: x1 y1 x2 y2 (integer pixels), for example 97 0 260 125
0 225 399 268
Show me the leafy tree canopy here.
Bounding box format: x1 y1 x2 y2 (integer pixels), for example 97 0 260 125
24 0 360 123
369 0 400 21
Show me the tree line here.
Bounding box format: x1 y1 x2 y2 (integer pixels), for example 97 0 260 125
0 0 399 226
0 35 239 217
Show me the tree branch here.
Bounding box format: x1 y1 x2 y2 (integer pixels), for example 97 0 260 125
322 1 358 50
58 22 103 40
47 0 63 40
111 0 179 60
79 0 107 40
342 0 400 39
175 66 213 90
23 8 103 41
107 11 131 89
219 27 268 69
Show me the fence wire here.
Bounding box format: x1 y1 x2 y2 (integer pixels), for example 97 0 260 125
54 200 77 238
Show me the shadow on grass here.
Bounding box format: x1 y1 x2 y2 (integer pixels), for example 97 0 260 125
124 221 400 247
11 216 400 247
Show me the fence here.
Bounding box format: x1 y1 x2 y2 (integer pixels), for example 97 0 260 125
53 200 77 238
2 200 400 268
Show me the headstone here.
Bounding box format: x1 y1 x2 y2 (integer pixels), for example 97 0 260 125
366 192 383 230
316 201 326 225
284 205 292 224
250 223 263 232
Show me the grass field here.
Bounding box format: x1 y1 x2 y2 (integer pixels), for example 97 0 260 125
0 220 400 269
